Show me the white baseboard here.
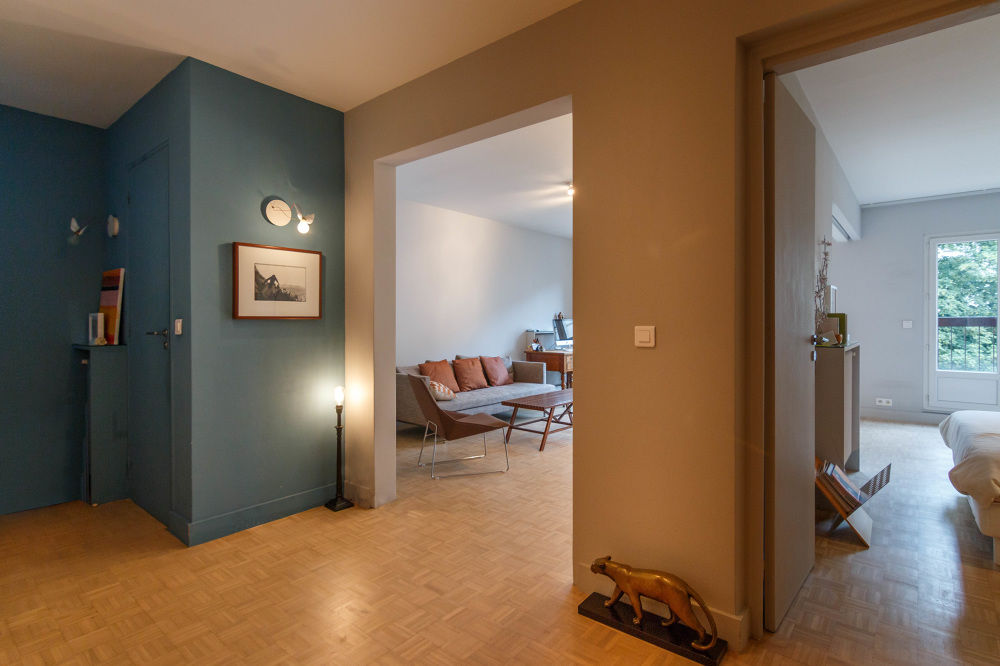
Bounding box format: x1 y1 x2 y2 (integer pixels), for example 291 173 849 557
860 408 946 425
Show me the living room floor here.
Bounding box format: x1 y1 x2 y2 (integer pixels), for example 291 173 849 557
1 420 996 664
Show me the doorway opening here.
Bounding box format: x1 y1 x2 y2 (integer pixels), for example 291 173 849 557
745 1 1000 641
393 110 573 488
368 96 572 506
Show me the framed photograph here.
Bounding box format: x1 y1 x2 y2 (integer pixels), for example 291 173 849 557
232 242 322 319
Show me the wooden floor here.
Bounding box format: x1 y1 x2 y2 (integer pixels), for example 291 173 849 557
1 419 997 664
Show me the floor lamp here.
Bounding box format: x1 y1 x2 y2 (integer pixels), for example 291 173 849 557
325 386 353 512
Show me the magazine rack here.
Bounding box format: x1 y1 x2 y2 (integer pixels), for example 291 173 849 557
814 458 891 547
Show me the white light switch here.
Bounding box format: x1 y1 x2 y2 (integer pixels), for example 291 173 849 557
902 320 913 329
174 318 183 335
635 325 655 348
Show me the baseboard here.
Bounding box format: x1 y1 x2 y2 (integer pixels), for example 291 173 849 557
182 483 338 546
860 408 946 425
573 562 749 650
167 510 191 545
344 481 373 509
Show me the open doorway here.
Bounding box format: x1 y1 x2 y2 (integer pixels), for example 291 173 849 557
393 111 573 485
753 5 1000 651
363 96 573 508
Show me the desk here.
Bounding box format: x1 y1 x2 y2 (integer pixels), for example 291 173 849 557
524 350 573 389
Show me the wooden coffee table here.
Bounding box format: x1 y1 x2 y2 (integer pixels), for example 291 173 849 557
502 388 573 451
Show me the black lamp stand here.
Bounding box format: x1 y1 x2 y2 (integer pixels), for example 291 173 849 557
325 404 353 511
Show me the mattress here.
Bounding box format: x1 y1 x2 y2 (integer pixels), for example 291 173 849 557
939 410 1000 509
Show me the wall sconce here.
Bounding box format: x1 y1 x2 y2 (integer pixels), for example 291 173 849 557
325 386 353 512
293 204 315 234
67 217 88 245
107 215 120 237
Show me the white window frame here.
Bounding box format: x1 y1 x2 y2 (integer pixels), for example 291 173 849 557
925 231 1000 411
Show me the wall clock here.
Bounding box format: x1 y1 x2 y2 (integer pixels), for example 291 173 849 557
262 197 292 227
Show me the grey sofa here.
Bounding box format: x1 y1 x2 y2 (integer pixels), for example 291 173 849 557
396 359 557 426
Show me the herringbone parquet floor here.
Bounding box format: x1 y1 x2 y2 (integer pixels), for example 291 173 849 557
1 419 997 664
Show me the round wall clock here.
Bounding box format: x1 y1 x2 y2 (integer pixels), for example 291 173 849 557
262 197 292 227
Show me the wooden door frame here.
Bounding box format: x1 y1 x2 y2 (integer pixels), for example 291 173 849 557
741 0 1000 639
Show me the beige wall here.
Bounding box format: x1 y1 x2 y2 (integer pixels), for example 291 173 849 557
345 0 852 643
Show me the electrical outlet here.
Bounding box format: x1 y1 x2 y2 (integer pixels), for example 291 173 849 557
875 397 893 407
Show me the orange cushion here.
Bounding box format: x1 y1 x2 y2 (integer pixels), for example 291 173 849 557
453 357 489 391
418 360 459 393
480 356 513 386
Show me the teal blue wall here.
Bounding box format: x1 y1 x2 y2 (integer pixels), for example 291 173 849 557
185 61 345 544
105 60 193 531
1 60 345 543
0 105 106 514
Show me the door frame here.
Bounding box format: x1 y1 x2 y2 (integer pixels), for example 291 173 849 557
741 0 1000 639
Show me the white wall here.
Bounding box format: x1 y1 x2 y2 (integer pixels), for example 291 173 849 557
395 200 571 366
829 191 1000 423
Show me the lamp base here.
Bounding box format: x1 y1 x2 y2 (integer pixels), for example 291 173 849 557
324 496 354 512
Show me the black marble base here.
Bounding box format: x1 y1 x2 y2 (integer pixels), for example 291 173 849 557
324 496 354 512
578 592 727 665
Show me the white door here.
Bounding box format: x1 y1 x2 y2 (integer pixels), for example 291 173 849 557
764 73 816 631
927 233 1000 411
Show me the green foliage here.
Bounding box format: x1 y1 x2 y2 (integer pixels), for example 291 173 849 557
937 240 998 372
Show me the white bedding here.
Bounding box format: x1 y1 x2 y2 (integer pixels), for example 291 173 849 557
939 410 1000 509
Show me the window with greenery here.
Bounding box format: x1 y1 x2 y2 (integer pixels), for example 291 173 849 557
936 239 998 372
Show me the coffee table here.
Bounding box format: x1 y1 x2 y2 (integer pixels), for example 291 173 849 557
502 388 573 451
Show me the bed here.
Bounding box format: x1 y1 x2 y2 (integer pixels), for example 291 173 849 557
939 410 1000 564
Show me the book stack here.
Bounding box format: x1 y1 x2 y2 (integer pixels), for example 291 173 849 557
817 460 866 513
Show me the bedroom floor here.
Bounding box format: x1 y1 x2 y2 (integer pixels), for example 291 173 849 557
745 419 1000 665
1 419 997 664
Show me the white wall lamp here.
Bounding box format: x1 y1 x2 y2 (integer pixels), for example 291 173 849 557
293 203 315 234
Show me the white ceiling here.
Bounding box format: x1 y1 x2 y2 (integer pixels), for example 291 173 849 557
791 13 1000 206
0 0 580 127
396 114 573 239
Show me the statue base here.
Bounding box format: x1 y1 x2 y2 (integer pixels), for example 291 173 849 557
577 592 728 665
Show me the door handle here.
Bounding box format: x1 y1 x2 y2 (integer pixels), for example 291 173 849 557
145 329 169 349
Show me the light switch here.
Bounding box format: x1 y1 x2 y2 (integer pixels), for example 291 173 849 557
635 325 655 348
174 318 183 335
902 320 913 329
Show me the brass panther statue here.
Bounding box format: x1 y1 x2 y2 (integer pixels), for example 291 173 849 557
591 556 718 651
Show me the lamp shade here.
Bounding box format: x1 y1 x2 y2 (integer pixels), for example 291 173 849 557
334 386 345 407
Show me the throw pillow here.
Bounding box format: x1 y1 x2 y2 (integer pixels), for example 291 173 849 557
480 356 513 386
418 359 460 393
428 380 455 401
453 357 489 391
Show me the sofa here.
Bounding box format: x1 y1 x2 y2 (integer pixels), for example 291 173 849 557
396 357 557 426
